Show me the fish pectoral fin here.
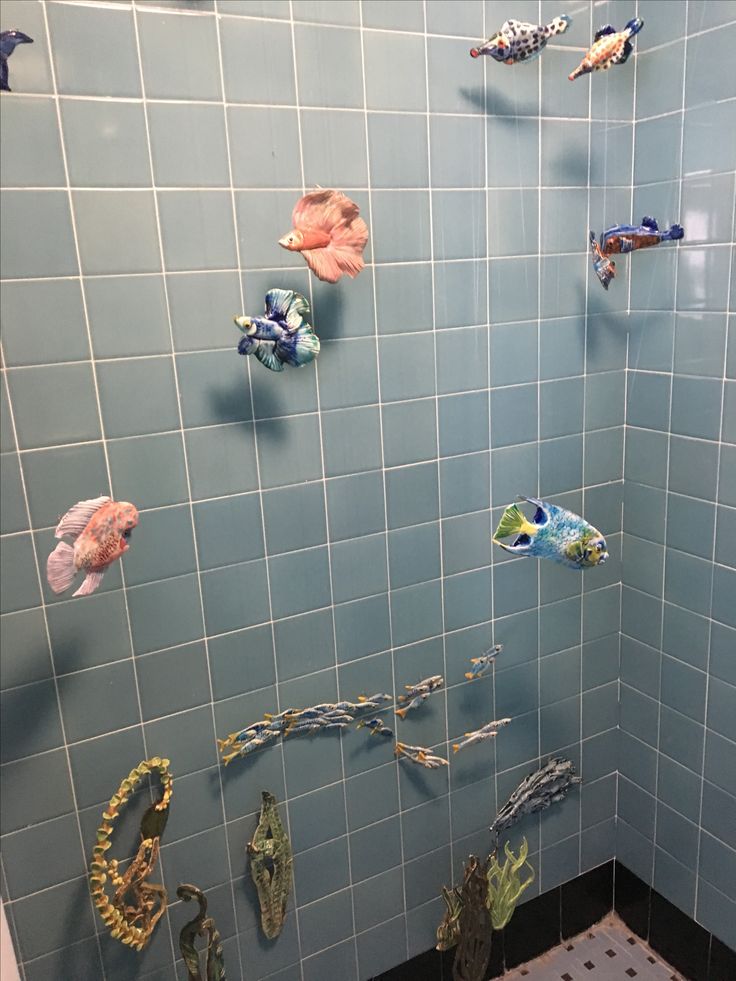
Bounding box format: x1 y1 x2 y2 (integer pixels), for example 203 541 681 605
72 570 104 597
594 24 616 40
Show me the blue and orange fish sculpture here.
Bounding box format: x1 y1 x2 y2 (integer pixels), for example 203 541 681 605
493 497 608 570
470 14 571 63
395 675 443 719
357 718 393 738
46 496 138 597
465 644 503 681
590 217 685 289
1 29 33 92
279 189 368 283
569 18 643 80
235 288 319 372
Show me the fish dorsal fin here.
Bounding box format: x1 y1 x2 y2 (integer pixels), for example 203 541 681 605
594 24 616 40
641 216 658 230
254 345 285 372
502 19 521 31
264 288 311 332
55 496 111 539
292 188 359 235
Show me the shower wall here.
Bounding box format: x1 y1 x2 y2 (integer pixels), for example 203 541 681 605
1 1 635 979
618 0 736 954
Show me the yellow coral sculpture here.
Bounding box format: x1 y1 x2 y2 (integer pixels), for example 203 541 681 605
485 837 535 930
88 757 173 951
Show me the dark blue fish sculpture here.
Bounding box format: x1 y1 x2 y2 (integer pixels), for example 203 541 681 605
1 29 33 92
493 496 608 570
590 216 685 289
234 289 320 372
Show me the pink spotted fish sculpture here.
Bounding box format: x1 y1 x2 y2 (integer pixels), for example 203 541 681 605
278 189 369 284
46 496 138 597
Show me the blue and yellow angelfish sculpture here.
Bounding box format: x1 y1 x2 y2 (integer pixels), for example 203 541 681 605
493 497 608 570
235 289 320 372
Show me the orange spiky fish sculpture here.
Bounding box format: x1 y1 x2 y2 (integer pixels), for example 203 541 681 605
279 189 368 284
47 495 138 597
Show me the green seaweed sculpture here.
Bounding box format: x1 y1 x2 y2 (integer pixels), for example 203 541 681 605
177 884 226 981
452 855 493 981
436 885 463 951
485 838 535 930
247 791 293 940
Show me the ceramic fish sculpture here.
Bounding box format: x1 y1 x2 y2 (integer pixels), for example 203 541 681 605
394 742 448 770
1 30 33 92
569 18 643 80
235 288 319 372
279 189 369 283
395 674 443 719
470 14 571 63
491 757 581 841
589 217 685 289
247 791 293 940
46 496 138 597
493 496 608 570
465 644 503 681
452 718 512 754
486 838 535 930
357 717 393 738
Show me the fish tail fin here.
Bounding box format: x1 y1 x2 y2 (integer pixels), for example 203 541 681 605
553 14 572 34
417 751 427 762
292 326 321 365
464 672 474 681
357 695 368 702
72 570 104 597
625 16 644 37
493 503 535 541
452 744 460 753
668 224 684 240
46 541 77 594
216 738 230 753
395 707 408 719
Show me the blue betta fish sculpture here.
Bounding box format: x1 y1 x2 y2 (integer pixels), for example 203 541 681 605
493 497 608 570
590 216 685 289
470 14 571 63
234 289 319 372
1 29 33 91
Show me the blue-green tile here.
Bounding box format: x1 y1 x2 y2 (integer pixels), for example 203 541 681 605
330 534 387 604
673 312 727 378
671 376 722 441
540 188 588 254
0 190 77 279
263 481 326 555
444 566 491 631
539 434 583 496
47 3 140 97
486 116 538 187
220 16 294 103
363 0 423 29
326 470 385 541
322 405 382 477
202 558 270 634
137 642 210 722
721 380 736 444
89 277 170 363
61 99 150 188
0 1 52 95
0 748 74 837
1 279 88 368
169 271 242 352
434 260 487 329
58 660 140 742
677 245 731 312
436 326 488 397
441 451 490 518
487 189 539 258
1 679 63 763
378 334 434 403
365 29 426 111
11 877 96 962
541 119 588 187
439 391 488 457
317 338 378 411
585 426 624 485
681 174 735 246
176 351 251 428
194 493 263 570
294 23 363 107
334 593 390 663
47 590 131 675
686 22 736 108
368 113 428 189
109 432 189 511
123 505 196 586
431 115 485 188
490 322 538 390
73 190 160 275
0 608 51 690
2 813 86 901
293 0 359 23
627 371 671 431
666 492 715 559
433 190 486 261
665 548 713 616
236 189 303 269
227 106 301 188
386 462 438 529
274 608 335 682
388 522 440 590
668 435 718 500
683 98 736 177
128 573 203 654
441 510 490 576
540 378 584 439
7 364 100 451
301 107 368 186
635 114 683 185
269 546 331 619
542 253 588 318
490 383 536 449
712 563 736 629
210 624 275 700
489 257 538 324
138 9 221 100
391 580 442 647
1 97 64 187
149 103 229 188
0 454 26 536
590 121 634 186
371 190 430 262
159 190 237 272
98 358 179 439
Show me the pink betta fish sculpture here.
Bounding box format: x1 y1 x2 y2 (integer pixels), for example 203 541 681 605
46 496 138 597
279 189 368 284
569 18 643 80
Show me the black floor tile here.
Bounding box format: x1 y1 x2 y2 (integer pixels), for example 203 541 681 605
484 929 504 978
373 945 443 981
649 890 710 981
561 861 614 939
708 935 736 981
614 861 651 940
503 887 561 970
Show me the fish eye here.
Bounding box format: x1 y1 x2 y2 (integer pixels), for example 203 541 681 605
596 542 604 551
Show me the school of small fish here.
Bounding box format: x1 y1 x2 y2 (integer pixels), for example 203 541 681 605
493 497 608 570
395 675 444 719
452 718 512 754
394 742 449 770
465 644 504 681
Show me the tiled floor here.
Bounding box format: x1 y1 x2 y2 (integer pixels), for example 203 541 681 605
505 913 684 980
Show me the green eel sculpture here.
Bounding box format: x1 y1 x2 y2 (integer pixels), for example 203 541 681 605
177 884 226 981
247 791 293 940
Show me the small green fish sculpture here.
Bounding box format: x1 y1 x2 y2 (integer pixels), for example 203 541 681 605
247 791 293 940
493 496 608 570
177 884 226 981
486 838 535 930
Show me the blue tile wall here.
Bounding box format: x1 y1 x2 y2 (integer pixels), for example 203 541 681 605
1 0 730 979
619 0 736 956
